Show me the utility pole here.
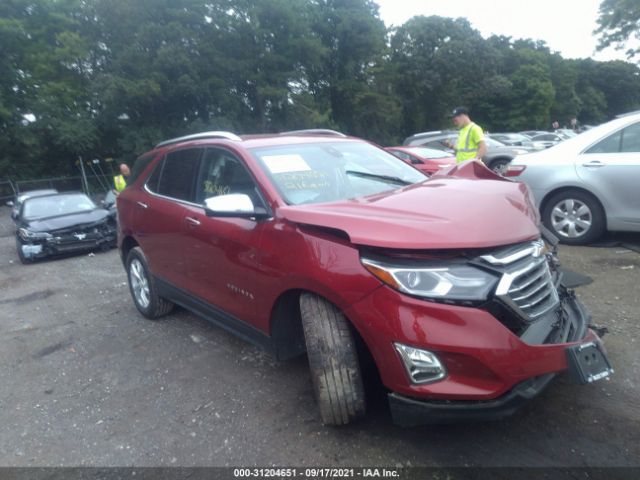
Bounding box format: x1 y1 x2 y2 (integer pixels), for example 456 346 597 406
78 155 90 195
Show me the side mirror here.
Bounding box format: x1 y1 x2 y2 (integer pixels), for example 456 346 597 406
204 194 269 219
6 201 14 207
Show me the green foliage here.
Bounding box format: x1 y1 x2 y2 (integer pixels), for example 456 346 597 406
1 1 640 180
595 0 640 60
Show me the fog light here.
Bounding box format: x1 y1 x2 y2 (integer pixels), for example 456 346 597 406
394 343 447 384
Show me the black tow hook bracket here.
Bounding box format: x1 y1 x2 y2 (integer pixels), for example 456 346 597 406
589 324 609 338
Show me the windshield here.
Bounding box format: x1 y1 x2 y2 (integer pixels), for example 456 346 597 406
251 141 427 205
408 147 453 159
22 194 97 219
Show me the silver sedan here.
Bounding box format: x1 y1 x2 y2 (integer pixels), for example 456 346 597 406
507 112 640 244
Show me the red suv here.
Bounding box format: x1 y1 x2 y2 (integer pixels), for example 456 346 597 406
117 130 613 426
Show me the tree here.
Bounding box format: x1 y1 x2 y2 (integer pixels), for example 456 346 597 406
595 0 640 60
389 16 498 134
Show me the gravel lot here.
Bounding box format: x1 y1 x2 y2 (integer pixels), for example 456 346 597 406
0 206 638 468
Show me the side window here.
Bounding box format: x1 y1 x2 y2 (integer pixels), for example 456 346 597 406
196 148 261 205
621 122 640 153
156 148 201 202
586 130 622 154
129 152 157 185
146 157 164 193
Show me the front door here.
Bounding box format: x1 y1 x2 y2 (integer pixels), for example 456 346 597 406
183 148 273 332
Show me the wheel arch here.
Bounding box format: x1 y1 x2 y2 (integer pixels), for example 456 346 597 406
484 155 513 170
120 235 139 267
540 186 607 230
269 288 378 373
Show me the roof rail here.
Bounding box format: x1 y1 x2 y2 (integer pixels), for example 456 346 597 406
155 131 242 148
280 129 347 138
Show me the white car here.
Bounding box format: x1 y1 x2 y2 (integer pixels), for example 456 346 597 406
507 112 640 244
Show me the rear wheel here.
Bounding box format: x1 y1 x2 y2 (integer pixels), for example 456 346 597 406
126 247 174 319
299 293 366 425
542 190 605 245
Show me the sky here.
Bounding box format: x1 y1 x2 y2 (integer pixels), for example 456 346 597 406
374 0 631 62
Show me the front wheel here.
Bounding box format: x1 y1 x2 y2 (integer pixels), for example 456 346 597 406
126 247 174 319
299 293 366 425
542 190 605 245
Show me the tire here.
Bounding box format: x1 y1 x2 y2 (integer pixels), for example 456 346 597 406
487 157 511 175
542 190 606 245
299 293 366 425
16 237 33 264
126 246 174 319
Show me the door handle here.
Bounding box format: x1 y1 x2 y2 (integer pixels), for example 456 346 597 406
185 216 201 226
582 161 605 168
136 201 148 209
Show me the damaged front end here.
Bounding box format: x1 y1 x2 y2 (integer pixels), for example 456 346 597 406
17 218 117 262
356 233 613 426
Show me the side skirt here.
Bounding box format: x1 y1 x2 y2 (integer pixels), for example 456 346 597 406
155 277 275 355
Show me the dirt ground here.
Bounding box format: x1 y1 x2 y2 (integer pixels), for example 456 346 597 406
0 206 638 468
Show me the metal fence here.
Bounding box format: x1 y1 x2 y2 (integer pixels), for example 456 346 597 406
15 175 108 193
0 180 17 204
1 174 114 205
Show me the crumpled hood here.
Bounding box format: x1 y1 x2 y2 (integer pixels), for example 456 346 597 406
279 164 540 250
25 209 110 233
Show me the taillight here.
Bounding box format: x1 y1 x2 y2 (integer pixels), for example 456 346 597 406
506 165 526 177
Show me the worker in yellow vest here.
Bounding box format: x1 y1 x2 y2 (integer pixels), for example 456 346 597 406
114 163 130 193
450 107 487 163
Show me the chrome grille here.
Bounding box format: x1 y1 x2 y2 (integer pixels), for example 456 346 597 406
481 241 560 321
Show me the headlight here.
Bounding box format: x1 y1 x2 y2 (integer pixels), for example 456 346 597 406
361 258 499 301
18 228 52 241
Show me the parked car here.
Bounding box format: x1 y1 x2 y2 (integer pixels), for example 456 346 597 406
555 129 578 139
519 130 548 138
488 133 540 150
507 112 640 244
117 130 612 427
15 192 117 263
529 133 565 149
7 189 58 222
403 130 533 174
101 189 118 216
384 146 456 175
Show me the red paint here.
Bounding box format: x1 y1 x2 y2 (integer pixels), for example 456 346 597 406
118 133 601 407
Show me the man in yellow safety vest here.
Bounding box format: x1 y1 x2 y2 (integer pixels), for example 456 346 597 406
114 163 130 193
450 107 487 164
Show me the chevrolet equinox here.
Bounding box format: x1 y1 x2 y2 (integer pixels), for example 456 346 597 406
117 130 613 426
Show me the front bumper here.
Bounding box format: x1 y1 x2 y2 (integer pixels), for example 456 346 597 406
345 283 609 425
18 231 117 260
389 373 556 426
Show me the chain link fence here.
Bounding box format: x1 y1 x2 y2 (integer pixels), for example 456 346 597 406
1 174 114 205
0 180 17 204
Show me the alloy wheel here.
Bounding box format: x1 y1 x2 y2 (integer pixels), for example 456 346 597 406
129 258 150 308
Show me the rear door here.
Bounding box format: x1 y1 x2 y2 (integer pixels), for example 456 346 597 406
134 147 202 287
578 121 640 228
